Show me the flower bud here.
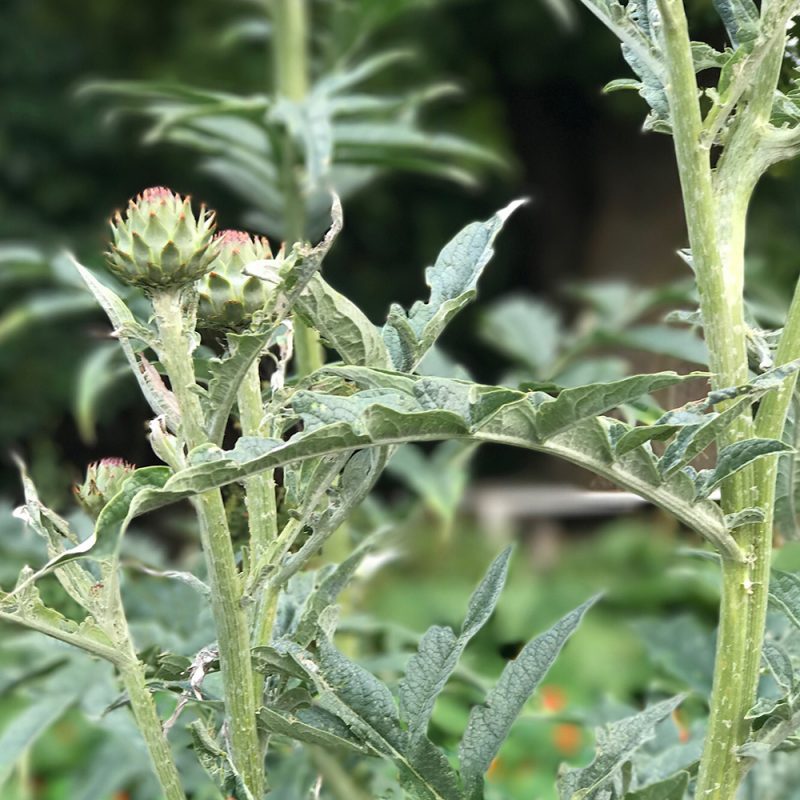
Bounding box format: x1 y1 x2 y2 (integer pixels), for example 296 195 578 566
74 458 135 518
197 230 281 331
105 187 217 289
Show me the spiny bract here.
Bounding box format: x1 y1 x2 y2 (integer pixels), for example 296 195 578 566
105 186 217 289
74 457 135 519
197 229 281 330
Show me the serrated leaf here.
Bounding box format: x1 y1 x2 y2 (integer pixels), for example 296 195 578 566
534 372 705 441
459 596 598 799
659 396 754 478
557 696 685 800
694 438 791 499
293 638 461 800
399 547 512 742
382 201 524 371
107 372 739 561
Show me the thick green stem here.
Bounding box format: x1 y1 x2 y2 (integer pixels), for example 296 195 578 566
151 290 265 798
99 565 186 800
119 655 187 800
238 360 278 565
271 0 323 376
654 1 771 796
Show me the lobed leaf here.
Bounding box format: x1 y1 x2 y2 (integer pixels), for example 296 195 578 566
557 696 685 800
459 596 599 799
399 547 512 743
382 201 524 371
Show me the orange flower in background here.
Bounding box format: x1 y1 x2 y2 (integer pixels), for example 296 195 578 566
553 723 582 756
487 756 504 780
540 684 567 713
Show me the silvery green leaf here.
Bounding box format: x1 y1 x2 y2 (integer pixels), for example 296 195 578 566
459 596 599 799
294 638 461 800
658 396 754 478
763 638 795 694
694 438 791 499
769 570 800 630
257 706 370 754
557 696 685 800
774 393 800 539
534 372 705 441
713 0 759 46
120 384 736 559
399 547 512 742
382 201 524 371
295 274 390 368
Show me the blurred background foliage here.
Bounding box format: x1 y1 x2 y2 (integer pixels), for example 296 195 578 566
4 0 800 798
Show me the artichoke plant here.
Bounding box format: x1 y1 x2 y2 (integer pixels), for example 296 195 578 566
105 186 217 289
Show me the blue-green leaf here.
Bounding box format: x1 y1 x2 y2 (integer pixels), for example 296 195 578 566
459 596 599 799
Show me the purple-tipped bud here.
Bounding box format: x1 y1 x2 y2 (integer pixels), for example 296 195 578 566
74 458 135 518
105 187 217 290
197 230 282 331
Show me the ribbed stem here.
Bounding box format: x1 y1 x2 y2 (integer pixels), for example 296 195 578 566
238 359 278 566
653 1 771 796
119 656 187 800
151 290 265 798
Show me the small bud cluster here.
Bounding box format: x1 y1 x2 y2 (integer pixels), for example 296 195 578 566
105 188 280 329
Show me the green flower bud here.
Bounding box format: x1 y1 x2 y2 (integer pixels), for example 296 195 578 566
105 186 217 289
197 230 281 331
74 458 135 519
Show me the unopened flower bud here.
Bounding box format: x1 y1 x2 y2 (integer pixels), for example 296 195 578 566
105 187 217 289
197 230 281 331
74 458 135 518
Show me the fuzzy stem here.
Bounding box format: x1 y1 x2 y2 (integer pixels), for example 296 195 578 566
151 290 265 798
100 564 186 800
271 0 323 376
119 655 187 800
654 1 770 796
238 359 278 565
